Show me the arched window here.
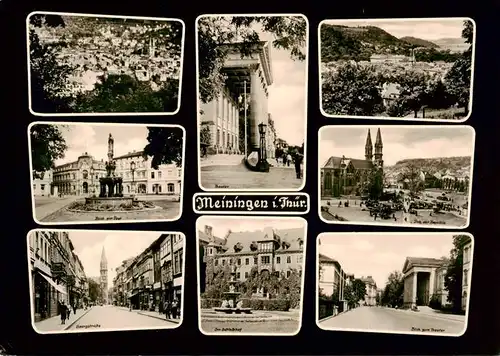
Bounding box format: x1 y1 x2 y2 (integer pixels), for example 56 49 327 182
167 183 175 193
82 170 88 179
325 172 332 189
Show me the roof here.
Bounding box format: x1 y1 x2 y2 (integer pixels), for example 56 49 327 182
322 156 374 170
198 230 226 246
403 257 447 273
319 253 337 263
360 276 377 287
113 150 145 160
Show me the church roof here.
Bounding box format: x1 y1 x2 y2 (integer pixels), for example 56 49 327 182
402 257 447 273
322 156 374 170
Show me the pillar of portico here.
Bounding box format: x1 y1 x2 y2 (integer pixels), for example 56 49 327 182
249 65 264 153
412 272 418 307
429 269 436 299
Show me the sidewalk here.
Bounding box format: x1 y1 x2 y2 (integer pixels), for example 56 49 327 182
34 307 92 333
200 154 245 168
35 196 81 221
390 307 466 322
116 306 180 324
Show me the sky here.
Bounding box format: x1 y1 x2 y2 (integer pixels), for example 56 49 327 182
197 216 306 239
49 124 150 165
67 230 161 284
217 16 307 146
319 126 474 167
323 18 467 41
318 233 457 288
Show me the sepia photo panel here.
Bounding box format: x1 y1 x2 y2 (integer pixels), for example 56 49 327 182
196 14 308 191
319 17 476 122
27 229 185 334
319 125 475 228
27 11 185 116
196 216 307 336
29 121 185 225
317 232 474 337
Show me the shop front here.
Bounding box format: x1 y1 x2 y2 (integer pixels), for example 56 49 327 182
32 260 68 322
153 282 162 312
173 276 183 318
129 288 141 310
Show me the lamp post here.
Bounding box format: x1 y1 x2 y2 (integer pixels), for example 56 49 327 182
238 79 248 158
256 122 270 172
340 156 347 197
130 161 136 195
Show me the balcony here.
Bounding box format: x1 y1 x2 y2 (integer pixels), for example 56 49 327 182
51 262 67 278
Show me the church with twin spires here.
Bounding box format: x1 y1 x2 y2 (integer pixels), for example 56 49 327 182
321 128 384 198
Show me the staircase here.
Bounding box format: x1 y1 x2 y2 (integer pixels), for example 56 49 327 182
200 154 245 167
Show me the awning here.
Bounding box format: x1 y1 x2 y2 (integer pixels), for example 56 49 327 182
38 272 67 295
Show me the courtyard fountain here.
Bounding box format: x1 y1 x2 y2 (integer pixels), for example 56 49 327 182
214 265 252 314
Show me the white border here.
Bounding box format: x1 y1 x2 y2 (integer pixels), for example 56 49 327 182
26 11 186 116
315 232 474 337
317 125 476 229
318 17 477 123
195 14 309 192
195 215 308 336
28 121 186 225
192 192 310 215
27 228 186 335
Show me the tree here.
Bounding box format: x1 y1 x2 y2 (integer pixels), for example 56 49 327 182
400 164 424 194
73 75 179 113
444 20 474 115
88 279 102 303
198 16 307 104
381 271 404 307
203 264 234 299
391 70 432 118
142 127 184 169
351 278 367 303
30 124 68 178
29 14 75 113
322 62 385 116
367 167 384 200
444 234 471 312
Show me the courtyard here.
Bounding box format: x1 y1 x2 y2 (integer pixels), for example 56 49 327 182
200 164 303 190
34 195 181 223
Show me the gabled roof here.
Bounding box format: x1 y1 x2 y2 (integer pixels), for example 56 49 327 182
360 276 377 287
402 257 447 273
198 230 225 246
319 253 337 263
322 156 374 170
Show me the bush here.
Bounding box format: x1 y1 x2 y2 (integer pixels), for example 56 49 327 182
429 294 442 310
200 298 222 309
200 297 291 311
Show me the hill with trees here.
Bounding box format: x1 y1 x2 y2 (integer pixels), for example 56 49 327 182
400 36 439 48
385 156 472 176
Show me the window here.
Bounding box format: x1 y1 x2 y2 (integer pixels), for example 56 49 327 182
236 272 240 279
33 184 36 190
214 260 218 266
297 256 303 264
222 259 226 266
253 257 258 265
237 258 241 265
168 183 175 193
245 258 249 265
287 256 291 263
463 269 468 286
41 184 45 191
261 256 270 264
286 271 291 278
151 172 155 179
245 272 249 279
276 256 281 264
158 171 162 179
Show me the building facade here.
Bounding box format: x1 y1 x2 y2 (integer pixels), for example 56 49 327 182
199 225 304 298
100 247 108 304
360 276 377 306
32 170 54 196
461 238 472 311
29 230 88 323
199 41 274 158
318 254 348 312
321 128 384 198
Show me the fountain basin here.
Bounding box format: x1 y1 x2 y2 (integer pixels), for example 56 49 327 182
85 197 134 208
214 307 252 314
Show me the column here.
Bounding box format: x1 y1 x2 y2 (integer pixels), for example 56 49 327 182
412 272 418 307
429 270 435 298
249 67 262 152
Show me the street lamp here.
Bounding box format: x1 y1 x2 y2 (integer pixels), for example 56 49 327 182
238 79 248 158
256 122 270 172
340 156 347 196
130 161 136 195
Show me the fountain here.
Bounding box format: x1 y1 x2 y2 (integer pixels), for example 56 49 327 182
84 134 134 209
214 265 252 314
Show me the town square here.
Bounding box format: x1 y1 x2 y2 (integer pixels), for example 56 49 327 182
317 233 473 336
29 230 184 333
319 126 474 228
197 216 306 335
30 122 184 223
197 15 307 190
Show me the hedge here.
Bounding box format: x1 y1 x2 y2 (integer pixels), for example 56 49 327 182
200 298 291 311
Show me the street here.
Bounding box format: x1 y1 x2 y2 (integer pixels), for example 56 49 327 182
66 305 177 331
319 306 465 335
201 164 303 189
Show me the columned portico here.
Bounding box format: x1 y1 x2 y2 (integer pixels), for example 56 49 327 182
402 257 445 309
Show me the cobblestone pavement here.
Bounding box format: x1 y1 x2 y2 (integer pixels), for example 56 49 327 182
34 196 82 221
115 306 180 324
200 164 303 190
40 200 181 223
321 199 467 227
319 306 465 335
65 305 177 331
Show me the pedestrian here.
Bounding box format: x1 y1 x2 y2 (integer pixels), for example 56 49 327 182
73 303 77 315
293 153 303 179
171 298 179 319
282 154 287 167
60 301 67 325
66 304 71 320
286 153 292 167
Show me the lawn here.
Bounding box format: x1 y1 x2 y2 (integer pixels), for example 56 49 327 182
200 319 300 334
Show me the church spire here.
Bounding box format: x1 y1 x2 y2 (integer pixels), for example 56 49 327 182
100 246 107 270
365 129 373 161
374 128 383 167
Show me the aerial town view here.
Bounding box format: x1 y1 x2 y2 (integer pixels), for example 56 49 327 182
317 233 473 336
30 122 184 224
197 217 306 335
319 126 474 228
197 15 307 190
27 12 184 114
28 229 184 334
319 18 475 120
